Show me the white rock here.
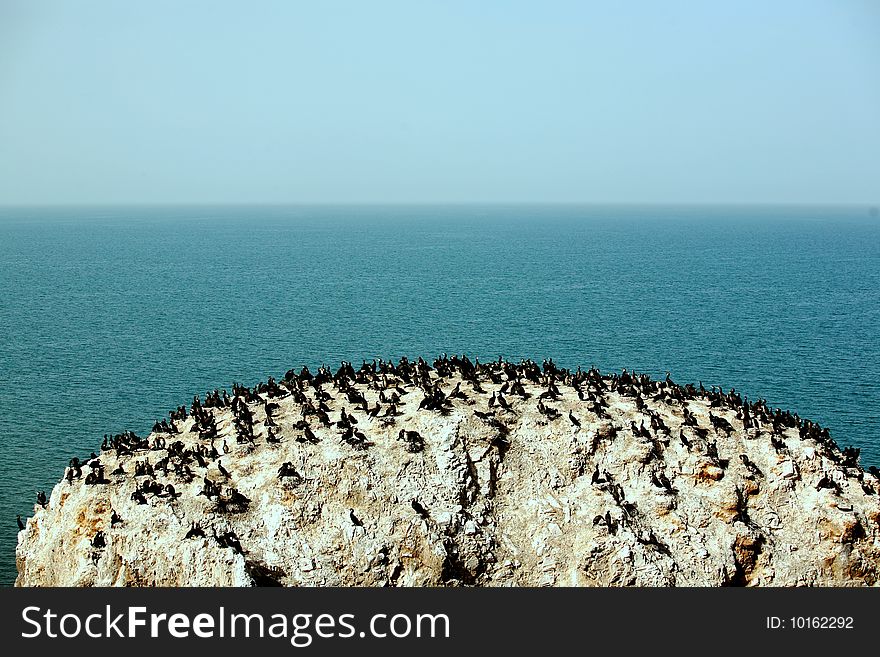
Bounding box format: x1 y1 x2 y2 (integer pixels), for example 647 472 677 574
14 371 880 587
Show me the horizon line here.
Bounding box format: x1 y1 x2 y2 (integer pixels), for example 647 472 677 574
1 200 878 209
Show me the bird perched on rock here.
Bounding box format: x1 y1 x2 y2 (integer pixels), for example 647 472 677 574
185 522 205 539
411 499 430 520
91 531 106 549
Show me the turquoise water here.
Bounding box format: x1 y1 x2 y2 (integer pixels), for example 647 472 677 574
1 204 878 585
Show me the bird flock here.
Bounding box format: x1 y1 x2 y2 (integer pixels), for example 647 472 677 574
21 354 879 581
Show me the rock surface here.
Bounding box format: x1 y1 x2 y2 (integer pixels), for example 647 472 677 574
16 357 880 586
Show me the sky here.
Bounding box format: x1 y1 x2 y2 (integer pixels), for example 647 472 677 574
0 0 878 205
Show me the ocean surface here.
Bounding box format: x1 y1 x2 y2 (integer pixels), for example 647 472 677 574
1 204 878 585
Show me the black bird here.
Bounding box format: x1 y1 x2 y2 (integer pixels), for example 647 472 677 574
185 522 205 539
411 499 430 520
16 515 25 531
739 454 763 478
36 491 48 508
278 462 301 479
568 411 581 428
604 510 617 535
222 530 244 554
213 531 227 548
349 508 364 527
398 429 423 442
449 382 467 400
591 467 610 485
217 460 230 478
111 511 123 526
651 471 674 493
816 475 842 494
770 435 787 453
227 488 251 509
679 429 692 450
91 531 106 549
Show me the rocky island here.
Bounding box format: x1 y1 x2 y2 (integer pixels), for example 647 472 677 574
16 356 880 586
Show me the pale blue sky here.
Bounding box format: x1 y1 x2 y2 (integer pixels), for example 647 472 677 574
0 0 878 204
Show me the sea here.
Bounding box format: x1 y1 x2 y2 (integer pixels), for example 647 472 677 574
1 204 878 585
